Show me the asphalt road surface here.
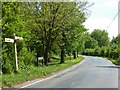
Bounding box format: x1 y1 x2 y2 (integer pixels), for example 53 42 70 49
19 56 118 88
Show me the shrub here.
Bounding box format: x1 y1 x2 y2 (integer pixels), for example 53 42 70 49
18 43 36 69
2 43 36 74
84 49 95 56
112 49 119 59
2 44 14 74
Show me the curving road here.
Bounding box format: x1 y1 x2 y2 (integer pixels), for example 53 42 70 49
19 56 118 88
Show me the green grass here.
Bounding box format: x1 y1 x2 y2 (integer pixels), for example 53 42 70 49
108 58 120 65
2 56 84 87
99 56 120 65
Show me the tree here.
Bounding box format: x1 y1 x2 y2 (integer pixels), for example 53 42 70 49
71 24 87 58
110 34 120 59
91 29 109 47
64 24 87 60
85 36 98 49
24 2 90 65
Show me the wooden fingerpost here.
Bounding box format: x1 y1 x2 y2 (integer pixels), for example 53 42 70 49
5 33 23 72
14 34 18 72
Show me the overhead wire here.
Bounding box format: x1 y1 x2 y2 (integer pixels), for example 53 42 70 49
106 0 120 30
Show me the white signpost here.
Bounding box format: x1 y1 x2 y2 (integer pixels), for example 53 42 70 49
5 38 14 43
15 36 23 40
5 34 23 72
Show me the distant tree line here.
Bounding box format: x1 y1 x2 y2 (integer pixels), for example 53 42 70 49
82 29 119 61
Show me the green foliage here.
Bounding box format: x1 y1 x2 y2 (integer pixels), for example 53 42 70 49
85 36 98 49
84 49 94 56
18 43 36 67
23 2 90 65
83 45 119 59
91 29 109 47
81 29 119 65
2 1 91 74
2 2 36 74
2 60 12 74
83 42 119 61
2 44 14 74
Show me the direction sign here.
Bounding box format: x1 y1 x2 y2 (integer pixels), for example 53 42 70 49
15 36 23 40
5 34 23 72
5 38 14 43
38 57 43 60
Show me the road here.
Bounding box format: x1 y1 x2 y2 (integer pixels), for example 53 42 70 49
19 56 118 88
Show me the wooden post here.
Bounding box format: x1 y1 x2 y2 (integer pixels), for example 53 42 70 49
42 59 43 66
14 34 18 71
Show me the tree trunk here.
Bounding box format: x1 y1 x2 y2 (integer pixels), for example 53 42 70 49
44 51 48 66
36 52 39 66
68 50 70 56
69 50 71 60
70 54 71 60
48 57 51 62
60 48 64 63
77 49 78 57
48 52 51 62
73 50 76 59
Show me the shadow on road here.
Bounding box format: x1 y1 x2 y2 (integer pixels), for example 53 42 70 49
96 66 120 69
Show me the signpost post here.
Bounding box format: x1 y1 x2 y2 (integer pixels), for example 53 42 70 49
5 34 23 72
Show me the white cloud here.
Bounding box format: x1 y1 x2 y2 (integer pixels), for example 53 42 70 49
83 0 119 40
103 0 118 10
107 17 118 39
93 3 102 8
83 18 111 32
83 17 118 40
87 0 119 12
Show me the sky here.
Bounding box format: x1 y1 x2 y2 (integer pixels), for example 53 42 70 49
82 0 119 40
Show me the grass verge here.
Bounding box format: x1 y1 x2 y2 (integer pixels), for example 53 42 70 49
99 56 120 65
2 56 84 87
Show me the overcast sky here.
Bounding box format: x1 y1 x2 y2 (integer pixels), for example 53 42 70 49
82 0 119 40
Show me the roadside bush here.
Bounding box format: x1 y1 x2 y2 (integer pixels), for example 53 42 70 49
110 44 119 59
18 43 36 68
111 49 119 59
2 43 36 74
98 47 101 56
94 47 99 56
105 48 109 57
2 60 13 74
100 47 106 57
83 44 119 61
2 44 14 74
84 49 94 56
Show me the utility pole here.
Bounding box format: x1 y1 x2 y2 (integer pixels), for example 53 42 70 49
118 1 120 63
